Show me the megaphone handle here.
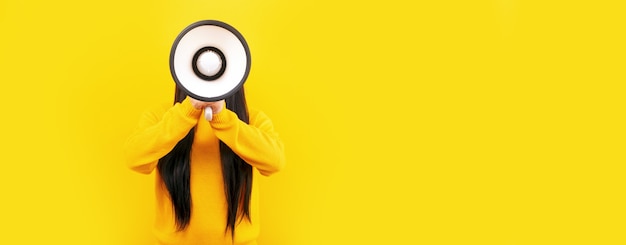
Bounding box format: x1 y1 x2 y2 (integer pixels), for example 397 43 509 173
204 108 213 121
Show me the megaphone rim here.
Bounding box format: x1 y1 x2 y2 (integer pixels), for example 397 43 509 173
169 20 252 102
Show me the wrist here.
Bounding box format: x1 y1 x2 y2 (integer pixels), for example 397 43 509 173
181 97 203 118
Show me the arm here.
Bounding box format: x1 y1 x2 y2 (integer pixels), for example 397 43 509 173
123 98 202 174
210 108 286 176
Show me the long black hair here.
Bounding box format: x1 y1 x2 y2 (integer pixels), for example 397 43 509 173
157 85 253 239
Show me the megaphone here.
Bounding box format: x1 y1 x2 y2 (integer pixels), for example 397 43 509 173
169 20 251 121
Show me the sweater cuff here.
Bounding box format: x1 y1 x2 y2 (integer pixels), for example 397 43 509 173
180 97 203 119
210 108 237 129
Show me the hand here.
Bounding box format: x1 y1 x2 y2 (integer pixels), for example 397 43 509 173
189 97 225 115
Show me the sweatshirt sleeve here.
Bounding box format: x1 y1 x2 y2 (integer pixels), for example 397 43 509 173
210 108 286 176
124 97 202 174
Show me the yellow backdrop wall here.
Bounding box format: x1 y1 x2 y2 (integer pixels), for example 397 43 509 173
0 0 624 244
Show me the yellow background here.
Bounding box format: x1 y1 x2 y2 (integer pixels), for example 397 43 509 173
1 0 624 244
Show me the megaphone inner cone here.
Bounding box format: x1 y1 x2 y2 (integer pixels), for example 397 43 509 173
192 46 227 81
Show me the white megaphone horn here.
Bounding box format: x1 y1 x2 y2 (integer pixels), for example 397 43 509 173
169 20 251 121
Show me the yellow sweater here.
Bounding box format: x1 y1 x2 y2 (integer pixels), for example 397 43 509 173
124 98 285 245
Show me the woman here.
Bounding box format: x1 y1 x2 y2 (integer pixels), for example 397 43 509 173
124 85 285 244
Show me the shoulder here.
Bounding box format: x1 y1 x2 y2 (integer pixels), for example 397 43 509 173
140 102 172 122
151 101 172 115
248 107 267 122
248 107 274 127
